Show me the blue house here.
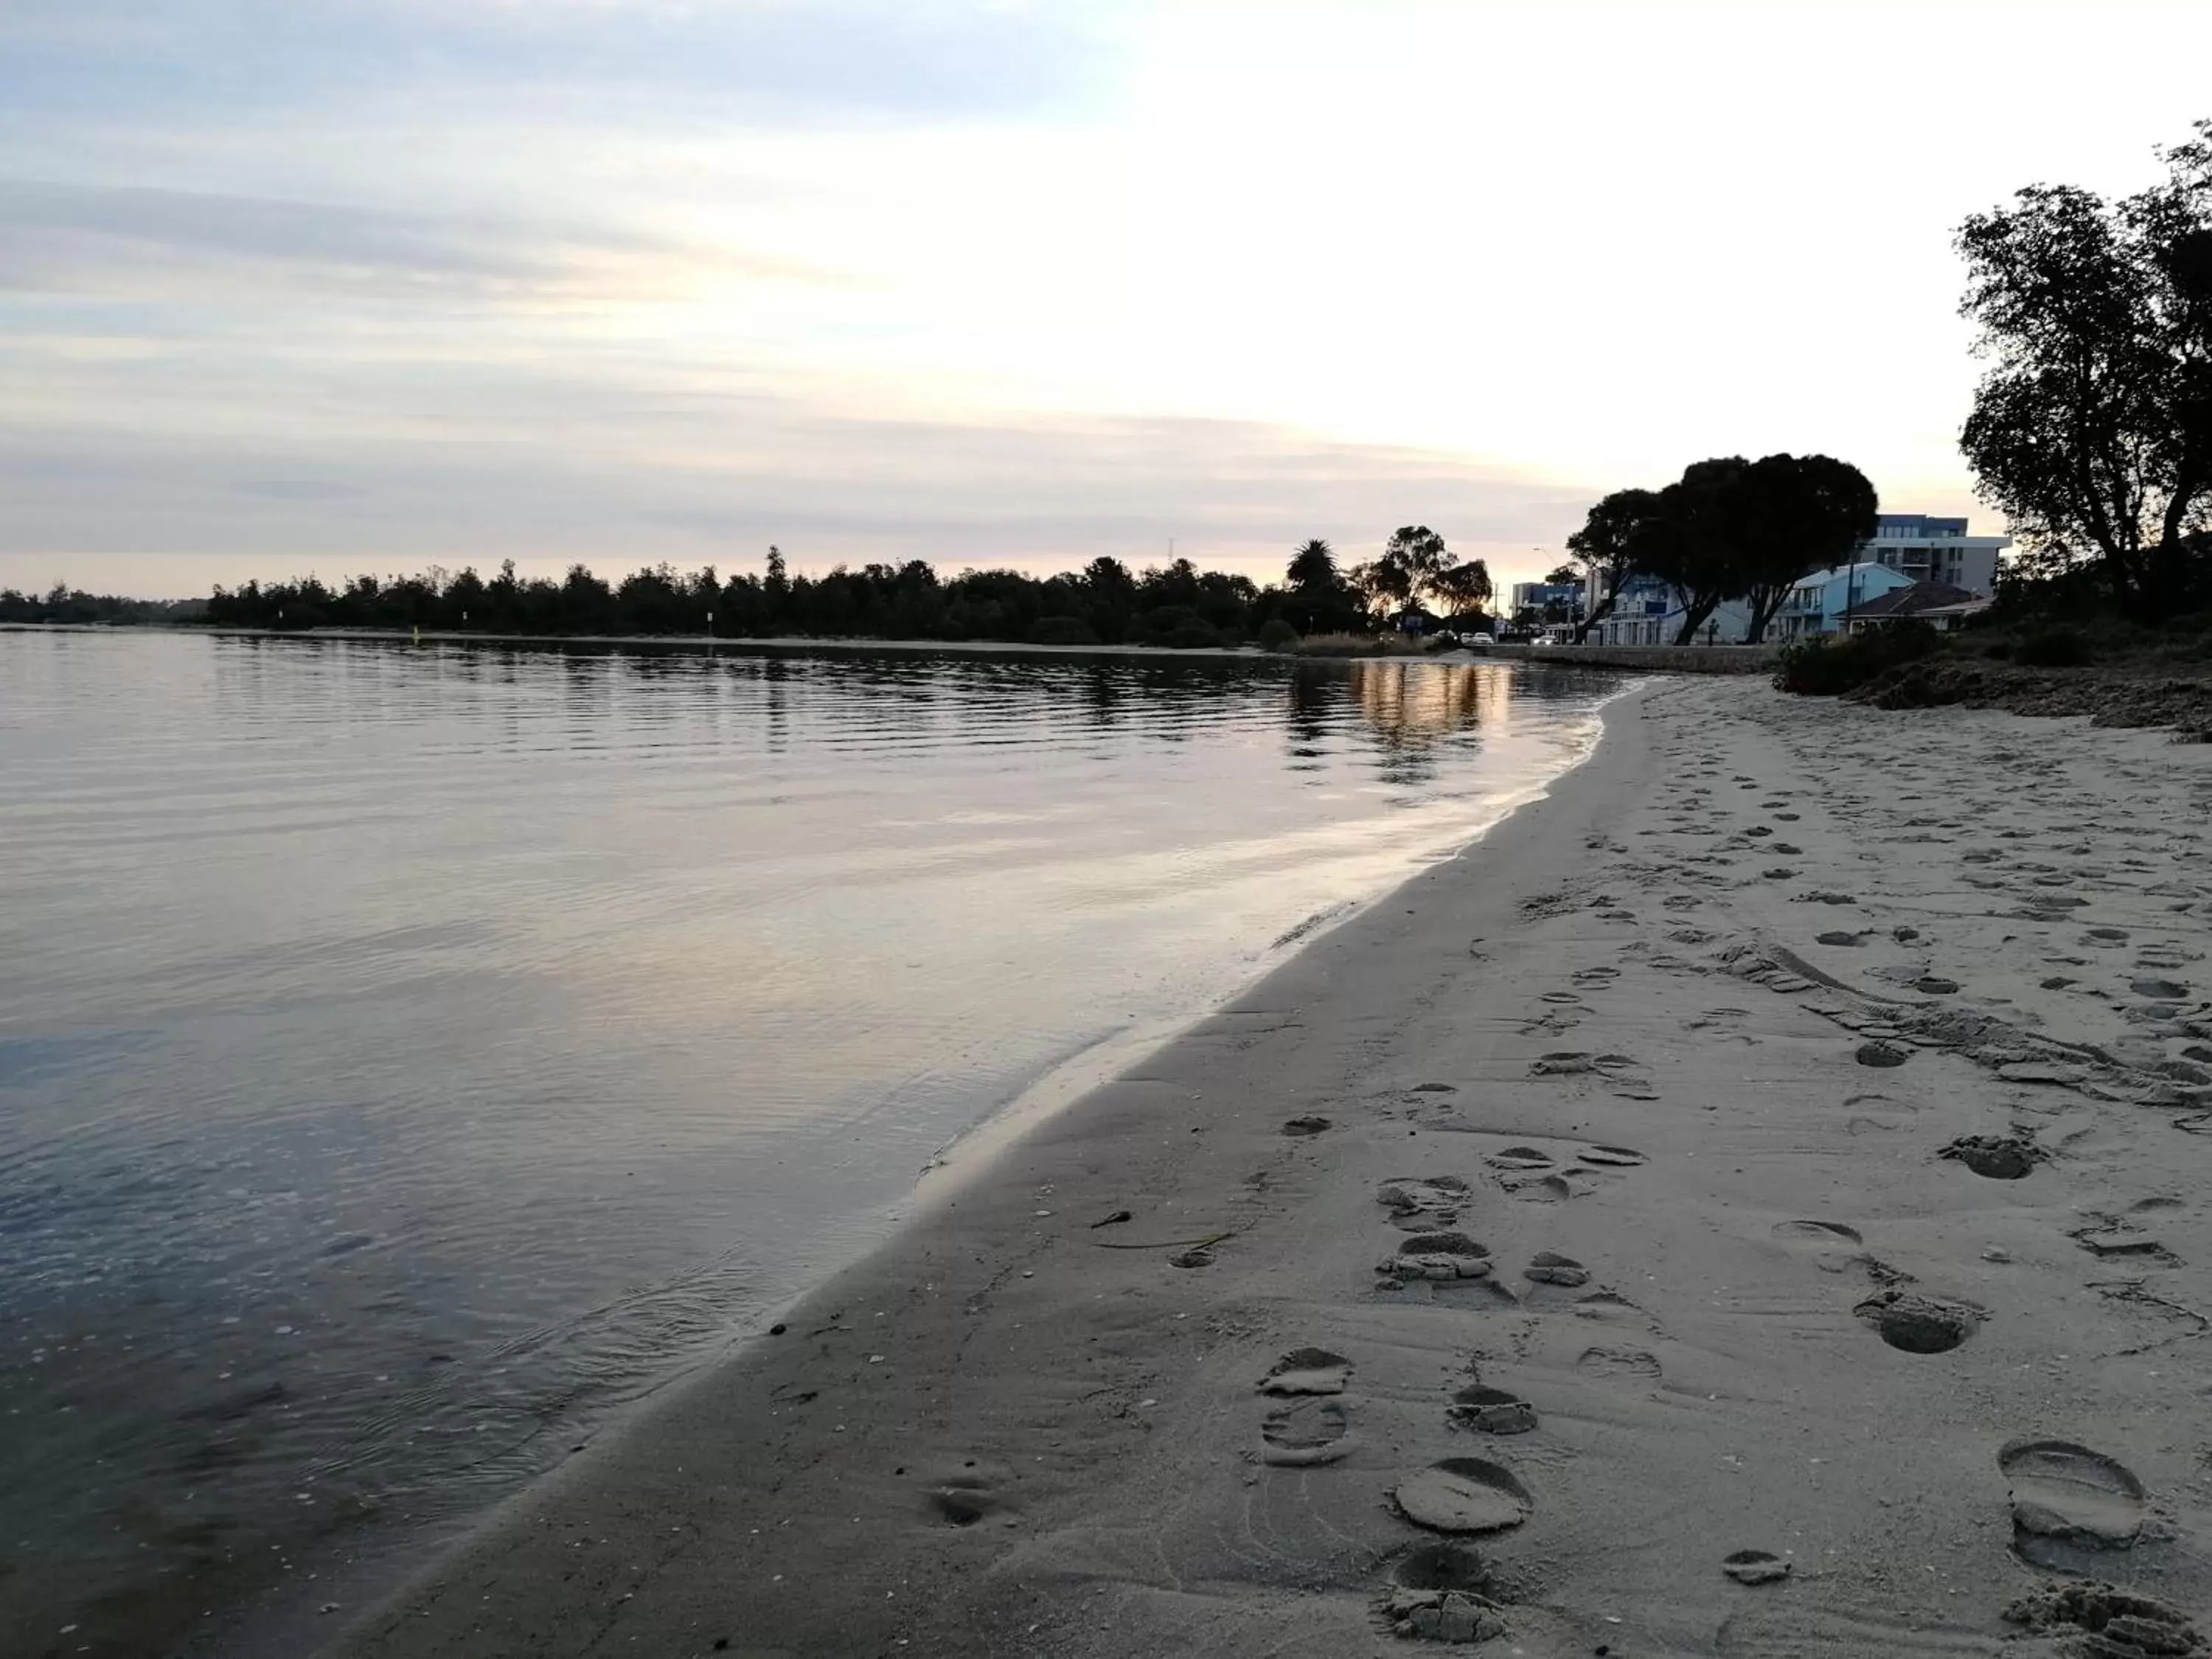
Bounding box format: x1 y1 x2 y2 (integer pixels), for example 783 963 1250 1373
1775 564 1916 639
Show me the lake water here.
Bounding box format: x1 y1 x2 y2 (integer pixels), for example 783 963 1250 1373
0 630 1621 1655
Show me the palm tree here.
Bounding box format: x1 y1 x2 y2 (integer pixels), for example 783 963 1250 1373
1287 538 1338 591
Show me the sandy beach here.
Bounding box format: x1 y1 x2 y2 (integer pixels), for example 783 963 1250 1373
325 675 2212 1658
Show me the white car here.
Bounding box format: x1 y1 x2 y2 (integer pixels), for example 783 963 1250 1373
1468 632 1496 647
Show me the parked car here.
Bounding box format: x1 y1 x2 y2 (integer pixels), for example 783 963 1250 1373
1468 632 1496 647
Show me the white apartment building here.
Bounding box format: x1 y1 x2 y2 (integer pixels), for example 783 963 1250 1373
1860 514 2008 597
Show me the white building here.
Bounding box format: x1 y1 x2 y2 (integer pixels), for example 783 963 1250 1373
1860 514 2008 596
1584 580 1754 645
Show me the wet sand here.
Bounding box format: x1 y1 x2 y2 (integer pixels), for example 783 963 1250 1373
327 678 2212 1658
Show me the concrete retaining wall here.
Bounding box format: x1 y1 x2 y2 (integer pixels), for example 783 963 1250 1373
1492 643 1780 675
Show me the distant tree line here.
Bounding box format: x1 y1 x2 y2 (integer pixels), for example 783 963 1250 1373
1565 453 1880 644
195 532 1497 647
1 585 206 625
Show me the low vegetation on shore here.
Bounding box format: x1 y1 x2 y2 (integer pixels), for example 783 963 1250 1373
1775 612 2212 737
145 529 1498 651
0 587 204 626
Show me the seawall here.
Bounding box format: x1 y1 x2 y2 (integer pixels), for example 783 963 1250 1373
1491 641 1779 674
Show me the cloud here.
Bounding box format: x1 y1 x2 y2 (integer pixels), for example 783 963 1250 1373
232 479 368 501
0 399 1592 589
0 178 828 301
0 1 1121 131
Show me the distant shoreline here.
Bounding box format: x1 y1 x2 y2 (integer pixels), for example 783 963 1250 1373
4 619 1506 665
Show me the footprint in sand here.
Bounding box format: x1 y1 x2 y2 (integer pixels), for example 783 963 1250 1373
1938 1134 2045 1180
1393 1458 1534 1534
2003 1582 2202 1655
1576 1346 1661 1382
2084 927 2132 948
1854 1290 1980 1354
1487 1145 1555 1172
1721 1549 1792 1586
1998 1440 2147 1568
1578 1145 1647 1169
2071 1222 2180 1265
1260 1347 1352 1397
1377 1232 1495 1284
1379 1175 1472 1228
1571 965 1621 987
1855 1041 1910 1068
918 1458 1015 1527
1447 1385 1537 1436
1379 1544 1513 1645
1522 1251 1591 1287
1281 1115 1332 1136
1261 1397 1351 1467
1772 1220 1870 1276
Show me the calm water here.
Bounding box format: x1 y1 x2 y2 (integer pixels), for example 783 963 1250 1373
0 630 1620 1654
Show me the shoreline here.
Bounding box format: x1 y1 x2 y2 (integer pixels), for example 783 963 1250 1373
177 669 1623 1659
313 683 1652 1659
329 678 2212 1657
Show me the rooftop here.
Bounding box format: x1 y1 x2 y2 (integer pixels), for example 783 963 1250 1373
1840 580 1985 619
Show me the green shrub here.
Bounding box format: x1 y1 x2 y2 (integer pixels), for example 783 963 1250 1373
2014 627 2093 667
1159 622 1224 650
1028 614 1101 647
1256 618 1300 653
1773 625 1942 695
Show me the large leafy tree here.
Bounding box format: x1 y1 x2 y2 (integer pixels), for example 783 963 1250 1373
1565 488 1663 641
1958 119 2212 617
1430 557 1494 621
1348 554 1412 616
1349 525 1450 619
1635 458 1750 644
1723 453 1879 642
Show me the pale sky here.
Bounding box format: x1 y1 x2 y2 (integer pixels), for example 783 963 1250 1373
5 1 2210 598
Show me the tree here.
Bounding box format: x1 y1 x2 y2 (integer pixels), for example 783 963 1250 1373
1349 526 1455 620
1725 453 1879 642
1565 488 1663 641
1387 525 1450 606
1082 554 1134 594
1283 538 1356 633
1286 538 1337 591
1633 457 1750 644
1348 554 1408 617
1958 120 2212 618
1430 557 1494 621
1543 562 1580 587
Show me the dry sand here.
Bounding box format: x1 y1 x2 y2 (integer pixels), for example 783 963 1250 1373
327 677 2212 1658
